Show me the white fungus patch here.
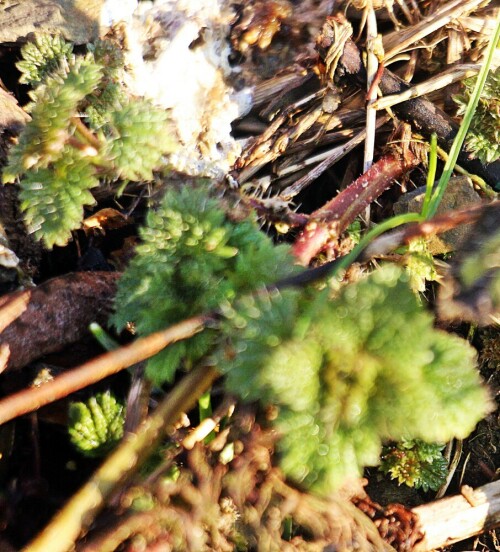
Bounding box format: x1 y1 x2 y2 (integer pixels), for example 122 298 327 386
104 0 253 179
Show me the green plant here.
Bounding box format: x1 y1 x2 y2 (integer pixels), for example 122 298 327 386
16 33 74 91
379 439 448 491
111 184 297 385
3 34 176 248
218 264 489 493
426 17 500 211
405 238 438 294
453 67 500 164
68 391 125 458
111 181 490 493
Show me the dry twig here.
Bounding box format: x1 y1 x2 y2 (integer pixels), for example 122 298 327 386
0 315 209 425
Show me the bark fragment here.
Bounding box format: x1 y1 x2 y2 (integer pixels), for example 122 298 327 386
0 271 119 372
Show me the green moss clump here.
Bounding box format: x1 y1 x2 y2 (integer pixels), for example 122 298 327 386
380 439 448 491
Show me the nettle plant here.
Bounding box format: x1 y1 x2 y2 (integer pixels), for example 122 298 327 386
68 391 125 458
3 34 176 248
113 184 490 493
5 34 491 493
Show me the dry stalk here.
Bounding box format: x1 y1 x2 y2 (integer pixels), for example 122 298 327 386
412 480 500 551
292 148 419 265
280 116 388 199
329 28 500 187
363 1 379 175
0 314 210 425
382 0 488 60
371 64 481 111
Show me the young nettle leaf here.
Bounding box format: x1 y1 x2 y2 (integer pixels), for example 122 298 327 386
220 265 490 493
16 33 74 90
84 81 127 130
4 56 103 182
102 99 177 181
68 391 125 458
19 146 99 248
112 185 297 385
4 33 178 249
84 38 128 130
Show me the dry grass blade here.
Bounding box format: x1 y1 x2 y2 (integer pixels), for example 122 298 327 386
372 64 481 110
237 104 325 183
280 115 388 199
382 0 488 60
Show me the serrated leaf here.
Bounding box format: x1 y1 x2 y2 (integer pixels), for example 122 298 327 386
17 33 74 89
4 56 103 182
68 391 125 458
112 185 298 384
103 99 177 181
220 264 491 493
18 147 99 247
453 67 500 164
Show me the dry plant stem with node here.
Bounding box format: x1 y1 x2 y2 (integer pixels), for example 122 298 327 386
0 1 498 551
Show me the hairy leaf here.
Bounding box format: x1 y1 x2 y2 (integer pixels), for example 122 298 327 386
112 184 297 384
68 391 125 458
220 265 490 492
19 146 99 247
17 33 74 89
4 56 103 182
103 99 177 181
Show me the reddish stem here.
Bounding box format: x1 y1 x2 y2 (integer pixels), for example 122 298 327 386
292 151 418 265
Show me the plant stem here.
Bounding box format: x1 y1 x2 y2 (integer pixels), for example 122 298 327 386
421 133 437 218
328 212 423 278
292 150 418 265
70 116 101 151
435 146 497 199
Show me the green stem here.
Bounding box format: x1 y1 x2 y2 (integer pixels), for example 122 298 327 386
435 146 497 199
89 322 120 351
331 212 424 278
198 390 212 421
426 14 500 218
422 133 437 218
